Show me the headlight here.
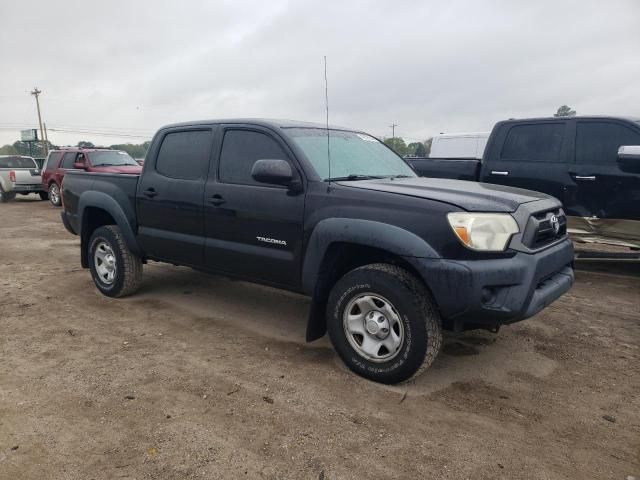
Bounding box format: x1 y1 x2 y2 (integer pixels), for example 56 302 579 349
447 212 519 251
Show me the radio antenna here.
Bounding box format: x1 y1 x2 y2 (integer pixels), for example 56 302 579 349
324 55 331 188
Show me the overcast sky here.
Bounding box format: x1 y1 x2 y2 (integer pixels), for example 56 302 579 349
1 0 639 148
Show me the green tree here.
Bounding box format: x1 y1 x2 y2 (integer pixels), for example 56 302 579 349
407 142 426 157
0 144 19 155
423 138 433 156
554 105 576 117
384 137 408 156
77 141 95 148
12 140 56 157
110 141 151 159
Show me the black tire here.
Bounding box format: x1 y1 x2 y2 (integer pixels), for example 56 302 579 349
39 191 49 201
326 263 442 384
0 185 16 203
88 225 143 298
49 183 61 206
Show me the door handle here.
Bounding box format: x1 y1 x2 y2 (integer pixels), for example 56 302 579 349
490 170 509 176
208 194 226 206
143 188 158 198
574 175 596 181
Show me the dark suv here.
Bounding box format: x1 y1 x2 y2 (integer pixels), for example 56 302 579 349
42 148 142 206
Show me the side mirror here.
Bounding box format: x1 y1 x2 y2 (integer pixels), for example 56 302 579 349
73 162 87 170
251 159 293 186
617 145 640 173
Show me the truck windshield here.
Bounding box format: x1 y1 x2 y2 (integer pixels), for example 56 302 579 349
0 156 37 169
287 128 416 181
90 151 139 167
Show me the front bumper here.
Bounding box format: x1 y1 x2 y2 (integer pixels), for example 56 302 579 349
412 239 574 329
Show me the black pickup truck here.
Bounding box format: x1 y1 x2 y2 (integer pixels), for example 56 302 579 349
407 116 640 248
61 119 574 384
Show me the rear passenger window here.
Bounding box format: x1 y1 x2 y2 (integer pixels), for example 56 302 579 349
576 122 640 164
156 130 212 180
219 130 290 186
45 152 62 171
61 152 77 169
501 124 565 162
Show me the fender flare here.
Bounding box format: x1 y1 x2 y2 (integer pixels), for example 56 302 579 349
302 218 439 295
78 191 142 267
302 218 439 341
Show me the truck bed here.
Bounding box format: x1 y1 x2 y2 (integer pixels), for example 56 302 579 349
406 157 480 181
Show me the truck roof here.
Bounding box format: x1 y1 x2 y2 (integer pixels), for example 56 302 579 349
159 118 359 133
499 115 640 124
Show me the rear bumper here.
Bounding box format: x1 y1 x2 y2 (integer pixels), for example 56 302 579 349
412 239 574 329
12 184 43 192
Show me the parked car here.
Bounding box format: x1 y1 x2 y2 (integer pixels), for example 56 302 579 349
42 148 142 206
0 155 46 202
407 116 640 248
61 119 574 384
429 131 490 159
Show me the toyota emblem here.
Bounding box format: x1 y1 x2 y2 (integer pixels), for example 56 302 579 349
550 214 560 235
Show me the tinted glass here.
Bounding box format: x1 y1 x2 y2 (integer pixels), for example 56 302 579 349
45 152 63 172
61 152 77 169
501 123 565 162
156 130 212 180
576 122 640 164
219 130 290 185
90 150 138 167
0 156 37 168
288 128 415 180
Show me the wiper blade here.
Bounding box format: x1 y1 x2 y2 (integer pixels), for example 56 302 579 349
324 174 385 181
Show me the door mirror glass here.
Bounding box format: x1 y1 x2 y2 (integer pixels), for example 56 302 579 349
617 145 640 172
251 159 293 185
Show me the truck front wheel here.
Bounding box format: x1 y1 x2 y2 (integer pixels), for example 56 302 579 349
326 263 442 384
88 225 142 298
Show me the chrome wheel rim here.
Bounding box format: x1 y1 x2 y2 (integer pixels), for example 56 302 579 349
343 293 404 363
94 241 117 285
49 184 59 204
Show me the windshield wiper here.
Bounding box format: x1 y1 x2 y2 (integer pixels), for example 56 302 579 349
324 174 386 182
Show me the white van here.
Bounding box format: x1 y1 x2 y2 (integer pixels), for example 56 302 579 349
429 132 490 159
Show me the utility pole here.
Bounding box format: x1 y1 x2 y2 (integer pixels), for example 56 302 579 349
389 122 398 138
30 87 47 155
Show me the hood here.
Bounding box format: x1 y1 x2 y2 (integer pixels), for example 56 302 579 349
337 177 552 212
91 165 142 174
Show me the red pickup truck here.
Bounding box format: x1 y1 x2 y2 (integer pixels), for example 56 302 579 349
42 148 142 206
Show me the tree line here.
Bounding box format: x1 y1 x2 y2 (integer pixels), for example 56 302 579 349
0 140 151 159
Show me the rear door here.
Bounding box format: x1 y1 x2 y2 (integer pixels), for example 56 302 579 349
203 125 305 288
56 151 81 187
571 119 640 221
481 121 571 209
43 151 63 188
136 127 215 266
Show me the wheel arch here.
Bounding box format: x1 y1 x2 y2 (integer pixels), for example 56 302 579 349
302 218 440 341
78 191 142 268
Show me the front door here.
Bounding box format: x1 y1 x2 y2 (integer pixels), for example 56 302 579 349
482 121 571 210
136 128 215 266
204 126 305 288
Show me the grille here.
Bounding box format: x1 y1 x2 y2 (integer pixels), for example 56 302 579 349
526 209 567 249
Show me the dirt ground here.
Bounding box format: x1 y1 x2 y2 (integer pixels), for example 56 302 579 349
1 196 638 480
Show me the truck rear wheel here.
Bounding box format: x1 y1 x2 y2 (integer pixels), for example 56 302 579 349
49 183 61 206
326 263 442 384
88 225 143 298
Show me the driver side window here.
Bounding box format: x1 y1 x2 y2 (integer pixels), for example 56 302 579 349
218 130 290 186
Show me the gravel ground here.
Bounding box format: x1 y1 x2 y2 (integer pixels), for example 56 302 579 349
1 196 639 480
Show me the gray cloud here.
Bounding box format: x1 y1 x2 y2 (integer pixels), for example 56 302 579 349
1 0 639 146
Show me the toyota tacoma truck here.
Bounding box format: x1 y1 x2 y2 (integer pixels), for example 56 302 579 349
60 119 574 384
407 116 640 248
